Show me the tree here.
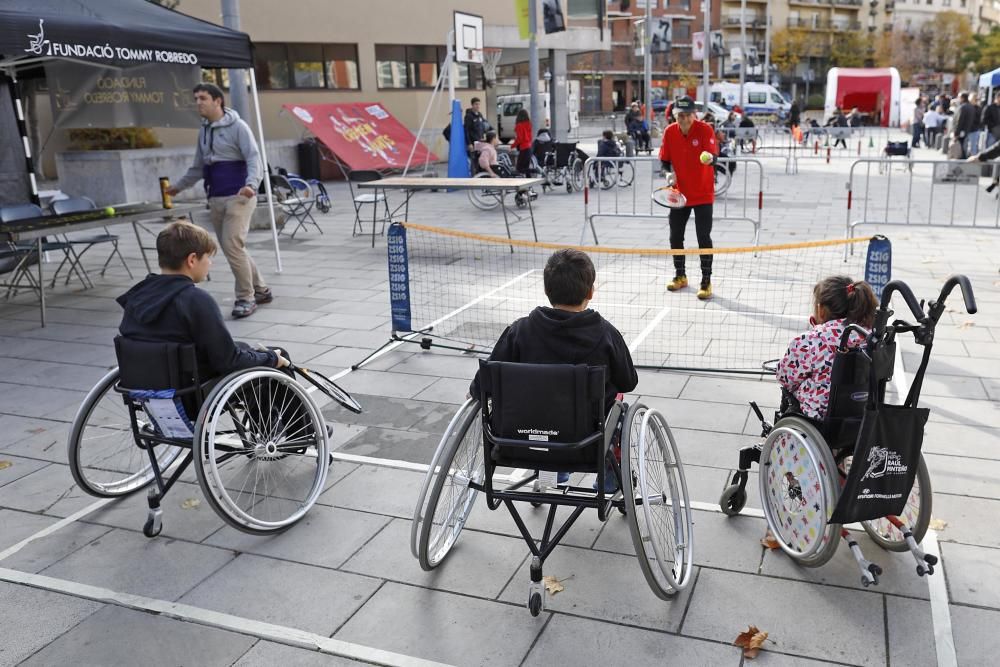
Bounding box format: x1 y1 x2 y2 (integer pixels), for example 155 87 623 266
927 11 973 72
770 28 807 80
875 30 918 82
829 32 867 68
964 27 1000 71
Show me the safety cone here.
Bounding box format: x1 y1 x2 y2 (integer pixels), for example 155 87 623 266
869 136 874 149
824 135 829 148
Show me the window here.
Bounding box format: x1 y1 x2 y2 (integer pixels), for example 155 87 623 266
748 92 766 104
675 23 690 39
201 68 230 89
771 93 785 104
375 45 482 89
252 43 359 90
503 102 524 116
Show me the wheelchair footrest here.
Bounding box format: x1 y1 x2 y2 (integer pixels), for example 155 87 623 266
842 528 882 587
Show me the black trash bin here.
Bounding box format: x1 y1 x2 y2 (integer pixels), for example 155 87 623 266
297 141 322 181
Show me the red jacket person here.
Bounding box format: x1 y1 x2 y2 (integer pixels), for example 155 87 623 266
658 96 718 300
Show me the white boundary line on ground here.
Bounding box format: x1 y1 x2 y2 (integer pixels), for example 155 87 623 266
894 333 957 667
0 567 453 667
628 304 672 356
0 497 114 562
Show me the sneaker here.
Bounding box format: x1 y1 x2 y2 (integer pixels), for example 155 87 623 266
254 288 274 304
697 282 713 300
666 275 689 292
591 466 620 494
231 299 257 318
557 471 571 485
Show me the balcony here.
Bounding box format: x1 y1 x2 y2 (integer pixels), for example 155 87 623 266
833 0 864 5
723 13 765 25
789 0 827 6
788 17 825 28
830 20 863 30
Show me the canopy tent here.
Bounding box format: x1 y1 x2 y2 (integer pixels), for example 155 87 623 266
283 103 438 172
979 66 1000 99
0 0 282 271
824 67 901 128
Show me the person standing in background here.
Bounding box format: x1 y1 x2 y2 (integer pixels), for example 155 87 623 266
166 83 271 319
513 109 533 176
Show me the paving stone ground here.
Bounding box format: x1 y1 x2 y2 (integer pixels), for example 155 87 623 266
1 133 998 666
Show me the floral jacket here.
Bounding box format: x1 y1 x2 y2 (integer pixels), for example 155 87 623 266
776 318 865 420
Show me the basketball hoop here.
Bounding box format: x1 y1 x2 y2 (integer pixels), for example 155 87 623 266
482 47 503 87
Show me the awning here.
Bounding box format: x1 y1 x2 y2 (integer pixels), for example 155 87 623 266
0 0 253 69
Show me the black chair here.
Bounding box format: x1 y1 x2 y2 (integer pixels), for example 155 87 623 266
0 203 89 295
51 196 132 284
346 170 391 247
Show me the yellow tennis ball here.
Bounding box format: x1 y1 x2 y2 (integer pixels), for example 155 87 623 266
103 206 115 216
699 151 713 164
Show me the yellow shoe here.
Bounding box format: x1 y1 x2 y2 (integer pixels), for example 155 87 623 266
666 276 688 292
697 282 713 300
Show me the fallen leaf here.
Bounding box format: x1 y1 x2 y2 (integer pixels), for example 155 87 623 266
929 518 948 531
0 461 11 471
760 530 780 550
958 321 975 329
27 427 46 434
180 498 200 510
734 625 770 659
542 575 571 595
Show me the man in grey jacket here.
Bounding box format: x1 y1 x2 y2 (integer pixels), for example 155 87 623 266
166 83 272 318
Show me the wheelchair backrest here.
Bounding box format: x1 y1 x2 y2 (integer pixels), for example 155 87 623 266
552 143 579 167
479 360 605 446
823 339 895 447
114 336 200 393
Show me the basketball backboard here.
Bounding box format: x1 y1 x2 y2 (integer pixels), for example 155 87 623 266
454 11 484 64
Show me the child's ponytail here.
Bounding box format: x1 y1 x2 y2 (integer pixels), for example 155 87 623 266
813 276 878 328
845 280 878 328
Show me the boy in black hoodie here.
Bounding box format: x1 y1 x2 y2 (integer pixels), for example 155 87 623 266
117 221 287 380
469 248 639 489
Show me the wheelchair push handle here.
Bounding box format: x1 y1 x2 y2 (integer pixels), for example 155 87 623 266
936 274 977 316
878 280 926 323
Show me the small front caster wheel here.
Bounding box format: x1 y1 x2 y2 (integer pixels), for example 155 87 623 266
719 484 748 516
528 591 543 617
143 517 162 538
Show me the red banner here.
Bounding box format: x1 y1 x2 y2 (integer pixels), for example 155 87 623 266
283 102 437 171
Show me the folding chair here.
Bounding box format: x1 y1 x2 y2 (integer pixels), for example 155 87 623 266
51 196 132 284
271 174 320 238
347 170 391 248
0 203 90 291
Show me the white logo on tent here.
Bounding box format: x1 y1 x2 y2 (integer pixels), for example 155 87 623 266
292 106 314 124
25 19 49 56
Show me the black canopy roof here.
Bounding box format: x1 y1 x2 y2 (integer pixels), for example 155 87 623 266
0 0 253 69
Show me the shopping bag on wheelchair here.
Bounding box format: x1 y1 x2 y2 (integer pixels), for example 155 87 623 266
830 404 929 524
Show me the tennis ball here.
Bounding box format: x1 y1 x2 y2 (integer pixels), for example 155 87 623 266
699 151 713 165
103 206 116 216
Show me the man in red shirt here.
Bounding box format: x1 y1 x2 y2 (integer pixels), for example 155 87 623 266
658 96 718 300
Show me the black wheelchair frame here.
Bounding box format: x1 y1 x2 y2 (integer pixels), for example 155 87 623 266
721 274 977 585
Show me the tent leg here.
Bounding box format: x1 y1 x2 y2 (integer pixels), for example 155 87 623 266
248 68 282 274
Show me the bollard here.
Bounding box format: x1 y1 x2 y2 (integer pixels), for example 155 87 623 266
814 140 820 155
857 140 861 156
752 139 757 154
826 147 831 164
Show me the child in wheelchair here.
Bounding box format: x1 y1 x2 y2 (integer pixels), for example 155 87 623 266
117 221 290 379
776 275 878 421
469 248 638 490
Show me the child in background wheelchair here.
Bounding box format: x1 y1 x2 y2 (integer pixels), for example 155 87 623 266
720 272 977 587
470 131 537 209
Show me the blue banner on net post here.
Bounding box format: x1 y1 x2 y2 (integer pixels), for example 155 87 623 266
864 235 891 300
387 223 412 332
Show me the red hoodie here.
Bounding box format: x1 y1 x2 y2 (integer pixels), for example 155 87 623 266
658 119 718 207
514 120 533 150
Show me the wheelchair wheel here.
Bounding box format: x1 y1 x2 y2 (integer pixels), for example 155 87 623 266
713 164 732 197
616 161 635 188
570 158 585 192
417 399 485 570
68 368 184 498
860 455 932 551
623 403 694 598
590 163 616 190
759 416 840 567
468 173 501 211
193 368 328 535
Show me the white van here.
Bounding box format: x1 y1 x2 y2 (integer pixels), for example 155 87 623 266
497 82 580 142
709 82 790 118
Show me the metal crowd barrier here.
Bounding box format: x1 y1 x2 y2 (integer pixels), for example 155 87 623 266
845 157 1000 252
580 155 764 247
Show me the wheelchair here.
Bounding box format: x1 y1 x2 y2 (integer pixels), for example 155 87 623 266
411 361 694 616
540 142 585 193
719 276 977 586
67 337 360 537
468 151 537 211
879 140 912 174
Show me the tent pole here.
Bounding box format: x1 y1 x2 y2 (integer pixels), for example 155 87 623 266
6 69 40 207
248 67 282 274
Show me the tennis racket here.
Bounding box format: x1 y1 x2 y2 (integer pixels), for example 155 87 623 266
291 364 363 413
651 186 688 209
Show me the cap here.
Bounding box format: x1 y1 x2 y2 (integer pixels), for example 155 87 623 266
674 96 696 112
